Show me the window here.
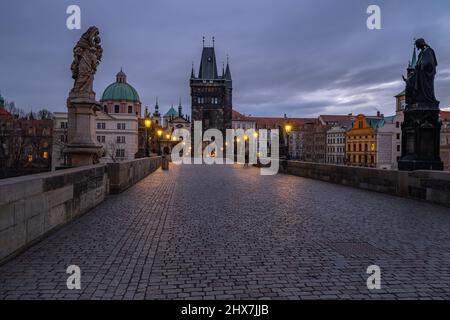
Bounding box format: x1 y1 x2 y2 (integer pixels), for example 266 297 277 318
396 133 400 140
27 154 33 162
43 151 49 159
104 105 108 113
115 149 125 158
397 145 401 152
97 122 106 129
116 136 125 143
60 122 68 129
396 122 400 128
128 106 133 114
97 136 105 143
117 123 126 130
115 105 120 113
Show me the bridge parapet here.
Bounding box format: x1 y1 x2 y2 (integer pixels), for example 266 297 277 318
0 156 162 263
107 157 162 194
0 164 108 262
281 161 450 207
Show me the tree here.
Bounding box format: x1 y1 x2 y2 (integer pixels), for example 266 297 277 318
37 109 54 120
106 140 119 163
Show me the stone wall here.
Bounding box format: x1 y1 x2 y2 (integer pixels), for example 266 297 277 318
0 164 108 262
107 156 162 194
0 156 162 263
281 160 450 207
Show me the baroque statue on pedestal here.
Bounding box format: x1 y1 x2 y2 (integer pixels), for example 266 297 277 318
65 26 104 167
398 38 443 171
69 26 103 100
402 38 439 108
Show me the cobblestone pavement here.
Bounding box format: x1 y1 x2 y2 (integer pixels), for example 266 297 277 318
1 164 450 300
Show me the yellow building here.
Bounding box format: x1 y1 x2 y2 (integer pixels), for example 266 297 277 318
346 114 381 167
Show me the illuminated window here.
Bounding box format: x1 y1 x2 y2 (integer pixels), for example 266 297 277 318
43 151 49 159
27 154 33 162
371 143 375 151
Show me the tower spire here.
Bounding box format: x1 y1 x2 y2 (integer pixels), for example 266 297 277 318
224 54 232 81
191 62 195 79
178 97 182 117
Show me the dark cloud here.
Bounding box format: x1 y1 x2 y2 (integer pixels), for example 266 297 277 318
1 0 450 117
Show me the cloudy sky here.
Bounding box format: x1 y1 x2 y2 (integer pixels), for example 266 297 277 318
1 0 450 117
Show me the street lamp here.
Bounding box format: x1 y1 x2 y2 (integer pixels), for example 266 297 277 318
284 123 292 160
144 117 151 157
157 129 163 156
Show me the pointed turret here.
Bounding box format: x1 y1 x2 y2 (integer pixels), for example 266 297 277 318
190 63 195 79
178 98 183 117
153 97 161 117
198 39 218 79
224 62 232 81
0 91 5 109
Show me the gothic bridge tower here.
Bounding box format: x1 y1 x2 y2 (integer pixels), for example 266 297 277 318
190 37 232 139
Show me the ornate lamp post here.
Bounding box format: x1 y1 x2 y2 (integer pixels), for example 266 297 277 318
144 116 151 157
284 123 292 160
157 129 163 156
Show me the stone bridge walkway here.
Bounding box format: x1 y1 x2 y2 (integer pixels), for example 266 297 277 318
1 164 450 299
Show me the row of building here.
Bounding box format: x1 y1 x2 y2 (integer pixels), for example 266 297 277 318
231 91 450 170
0 95 53 178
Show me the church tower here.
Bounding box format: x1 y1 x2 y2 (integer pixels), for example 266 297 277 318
190 37 232 136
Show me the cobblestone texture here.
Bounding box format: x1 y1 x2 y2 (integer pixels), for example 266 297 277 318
1 164 450 300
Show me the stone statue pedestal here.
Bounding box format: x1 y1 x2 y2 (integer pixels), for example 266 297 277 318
64 97 103 167
398 105 443 171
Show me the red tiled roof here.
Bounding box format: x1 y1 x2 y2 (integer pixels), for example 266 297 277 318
232 110 251 120
251 117 314 128
0 108 12 119
319 115 354 122
441 111 450 120
232 109 315 129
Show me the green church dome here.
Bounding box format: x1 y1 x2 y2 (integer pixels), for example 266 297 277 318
101 70 140 102
164 105 178 117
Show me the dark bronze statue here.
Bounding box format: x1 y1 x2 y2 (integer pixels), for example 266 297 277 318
69 26 103 99
398 38 443 171
402 38 439 108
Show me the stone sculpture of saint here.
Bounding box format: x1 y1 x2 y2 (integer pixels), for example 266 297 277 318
69 26 103 100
